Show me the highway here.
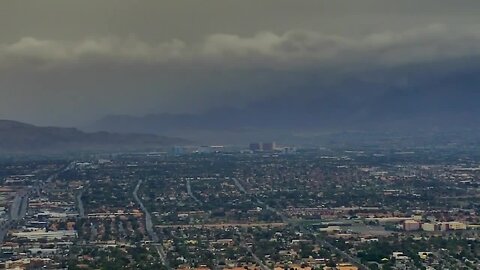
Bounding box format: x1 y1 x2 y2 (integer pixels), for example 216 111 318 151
76 190 85 218
0 190 30 244
0 165 69 245
0 219 10 243
133 179 170 269
9 190 29 221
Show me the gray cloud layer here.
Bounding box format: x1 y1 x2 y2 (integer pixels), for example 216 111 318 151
1 0 480 127
2 24 480 70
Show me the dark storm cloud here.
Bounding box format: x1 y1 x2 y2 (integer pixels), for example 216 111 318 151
1 0 480 126
2 24 480 69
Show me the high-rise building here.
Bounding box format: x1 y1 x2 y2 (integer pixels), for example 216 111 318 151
261 142 275 151
249 143 261 151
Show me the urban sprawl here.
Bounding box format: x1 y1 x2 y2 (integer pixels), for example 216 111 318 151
0 144 479 270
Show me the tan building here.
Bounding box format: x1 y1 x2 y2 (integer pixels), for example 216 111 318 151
336 264 359 270
421 223 437 232
445 221 467 230
403 220 420 231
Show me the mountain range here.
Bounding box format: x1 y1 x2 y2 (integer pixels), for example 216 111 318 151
87 85 480 144
0 120 187 155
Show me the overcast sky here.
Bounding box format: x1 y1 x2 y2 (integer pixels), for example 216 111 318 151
1 0 480 126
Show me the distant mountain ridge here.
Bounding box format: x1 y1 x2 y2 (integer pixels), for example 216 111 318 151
95 88 480 130
0 120 187 154
87 86 480 144
84 61 480 144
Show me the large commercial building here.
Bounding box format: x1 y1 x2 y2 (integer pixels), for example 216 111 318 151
403 220 421 231
261 142 276 151
249 143 261 151
249 142 276 152
11 229 77 241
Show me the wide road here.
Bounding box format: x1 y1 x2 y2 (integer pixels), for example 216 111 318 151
232 178 247 193
0 219 10 243
186 179 203 205
9 193 23 221
76 190 85 218
133 180 170 269
10 191 28 221
156 222 286 228
0 190 30 243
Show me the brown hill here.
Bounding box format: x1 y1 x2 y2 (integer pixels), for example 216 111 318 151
0 120 187 154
